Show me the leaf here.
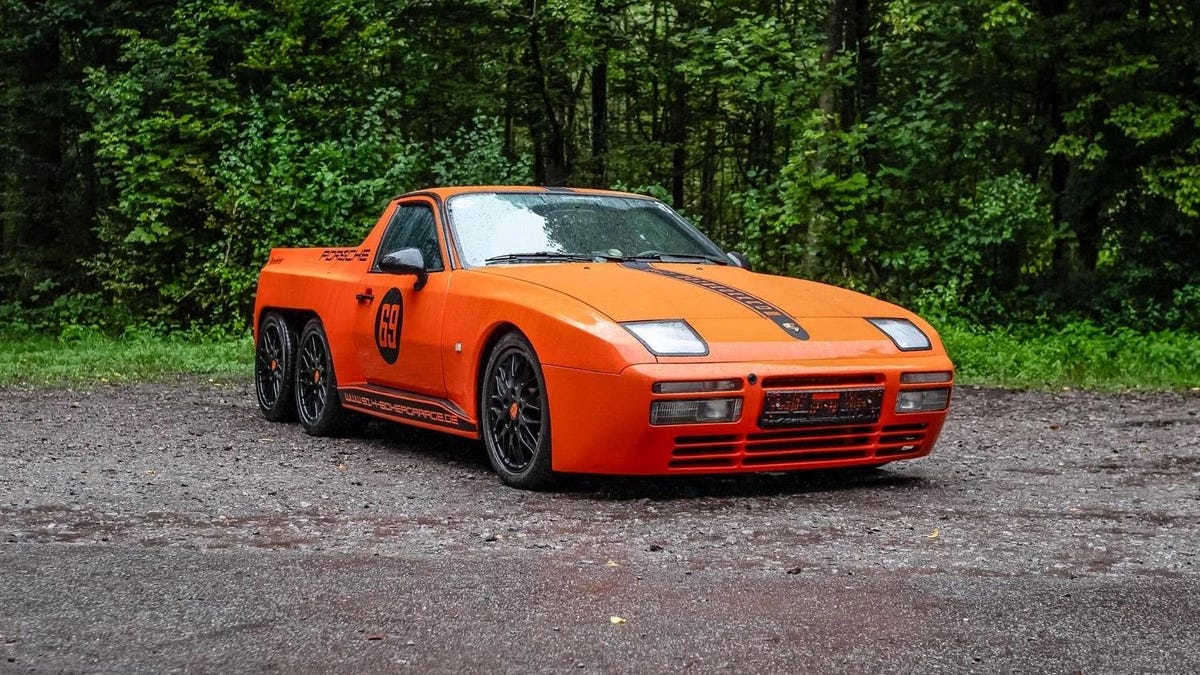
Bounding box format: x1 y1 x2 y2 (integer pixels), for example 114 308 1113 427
609 616 626 625
928 529 940 539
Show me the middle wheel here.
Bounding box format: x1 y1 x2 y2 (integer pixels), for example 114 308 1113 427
295 317 348 436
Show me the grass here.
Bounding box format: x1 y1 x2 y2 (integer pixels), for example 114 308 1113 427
939 322 1200 392
0 331 253 386
0 323 1196 392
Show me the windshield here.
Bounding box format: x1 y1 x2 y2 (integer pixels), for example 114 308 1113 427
445 192 726 267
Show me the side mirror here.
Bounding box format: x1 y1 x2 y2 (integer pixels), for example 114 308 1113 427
379 248 429 290
726 251 753 271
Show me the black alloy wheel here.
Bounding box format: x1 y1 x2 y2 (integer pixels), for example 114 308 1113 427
295 318 347 436
255 312 296 421
481 332 554 489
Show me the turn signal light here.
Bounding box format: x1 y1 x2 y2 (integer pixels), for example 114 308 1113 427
650 398 743 425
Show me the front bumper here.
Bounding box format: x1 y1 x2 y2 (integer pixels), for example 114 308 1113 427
543 356 953 475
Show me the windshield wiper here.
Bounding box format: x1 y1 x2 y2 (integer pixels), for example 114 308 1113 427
484 251 597 265
624 251 730 265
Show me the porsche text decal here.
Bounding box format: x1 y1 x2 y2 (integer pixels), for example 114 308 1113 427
320 247 372 262
340 387 476 433
621 262 809 340
374 288 403 364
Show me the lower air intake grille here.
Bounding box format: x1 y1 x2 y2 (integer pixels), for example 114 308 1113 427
668 423 928 470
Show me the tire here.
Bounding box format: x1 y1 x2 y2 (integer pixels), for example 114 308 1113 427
295 318 347 436
480 332 555 489
255 311 297 421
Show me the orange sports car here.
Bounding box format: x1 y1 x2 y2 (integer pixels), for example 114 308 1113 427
253 186 954 488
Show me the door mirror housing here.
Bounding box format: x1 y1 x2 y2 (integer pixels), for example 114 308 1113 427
379 248 429 290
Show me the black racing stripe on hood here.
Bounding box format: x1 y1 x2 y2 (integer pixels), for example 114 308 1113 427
620 262 809 340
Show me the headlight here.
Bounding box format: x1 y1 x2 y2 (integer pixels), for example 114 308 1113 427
622 320 708 356
867 318 932 351
901 371 952 384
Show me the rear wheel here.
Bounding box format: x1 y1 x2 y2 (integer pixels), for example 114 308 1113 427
481 332 555 489
295 318 347 436
255 312 296 421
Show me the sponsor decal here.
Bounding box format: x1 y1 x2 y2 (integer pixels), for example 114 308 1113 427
341 388 476 432
320 248 372 262
621 262 809 340
374 288 403 364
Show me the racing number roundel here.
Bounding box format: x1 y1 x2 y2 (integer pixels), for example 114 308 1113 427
375 288 403 364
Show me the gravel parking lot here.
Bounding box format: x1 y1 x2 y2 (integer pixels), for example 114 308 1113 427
1 378 1198 673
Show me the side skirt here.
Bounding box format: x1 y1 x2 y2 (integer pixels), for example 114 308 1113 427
340 385 478 437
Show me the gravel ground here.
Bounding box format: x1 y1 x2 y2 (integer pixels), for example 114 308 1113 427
1 378 1198 673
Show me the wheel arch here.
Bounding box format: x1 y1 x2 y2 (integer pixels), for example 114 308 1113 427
256 307 319 341
472 321 523 427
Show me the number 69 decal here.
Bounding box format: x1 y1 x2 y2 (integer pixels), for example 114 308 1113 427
375 287 403 364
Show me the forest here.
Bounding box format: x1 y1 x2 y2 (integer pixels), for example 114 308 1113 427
2 0 1197 335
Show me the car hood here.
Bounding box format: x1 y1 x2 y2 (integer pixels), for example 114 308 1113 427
475 262 940 362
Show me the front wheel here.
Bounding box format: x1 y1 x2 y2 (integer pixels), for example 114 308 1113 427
480 332 555 489
295 318 347 436
255 312 297 421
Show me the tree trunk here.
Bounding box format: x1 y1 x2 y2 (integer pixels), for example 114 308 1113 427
666 1 693 209
591 59 608 187
526 6 570 186
589 0 610 187
1032 0 1075 282
804 0 849 279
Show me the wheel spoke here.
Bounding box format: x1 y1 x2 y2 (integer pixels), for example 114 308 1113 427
517 424 538 454
295 333 330 422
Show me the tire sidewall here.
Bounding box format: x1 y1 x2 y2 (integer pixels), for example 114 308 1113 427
296 318 344 436
255 312 296 421
481 332 554 489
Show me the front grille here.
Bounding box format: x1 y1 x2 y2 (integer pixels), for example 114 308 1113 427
668 423 927 471
669 434 738 468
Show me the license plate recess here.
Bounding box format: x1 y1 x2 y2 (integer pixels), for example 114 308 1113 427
759 387 884 428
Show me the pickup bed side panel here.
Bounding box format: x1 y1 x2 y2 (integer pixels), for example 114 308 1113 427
253 203 399 387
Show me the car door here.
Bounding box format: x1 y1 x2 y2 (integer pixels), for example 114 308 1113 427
353 197 449 397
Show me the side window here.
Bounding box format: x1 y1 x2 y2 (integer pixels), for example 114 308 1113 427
375 203 444 272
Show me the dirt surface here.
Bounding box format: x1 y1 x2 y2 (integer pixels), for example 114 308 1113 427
1 378 1198 673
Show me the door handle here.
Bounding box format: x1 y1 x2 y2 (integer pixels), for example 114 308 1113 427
356 292 374 303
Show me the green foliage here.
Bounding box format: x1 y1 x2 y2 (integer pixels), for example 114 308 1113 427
206 93 426 326
79 0 481 329
0 291 112 336
427 116 531 186
1 0 1198 340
